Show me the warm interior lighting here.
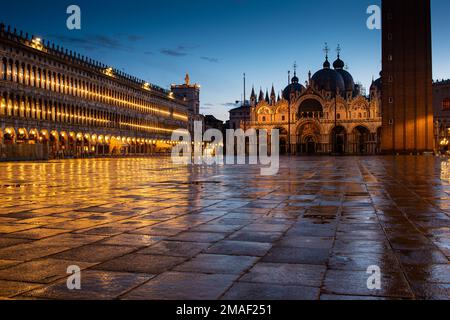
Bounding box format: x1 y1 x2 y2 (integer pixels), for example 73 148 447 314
104 67 114 77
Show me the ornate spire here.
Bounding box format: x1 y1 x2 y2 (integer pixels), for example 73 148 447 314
259 88 264 102
250 86 256 99
323 43 329 60
323 43 330 69
265 90 270 103
291 62 299 83
333 44 345 69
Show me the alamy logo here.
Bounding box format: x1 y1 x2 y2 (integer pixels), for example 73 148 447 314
367 5 381 30
171 121 280 176
367 265 382 290
67 5 82 30
67 265 81 290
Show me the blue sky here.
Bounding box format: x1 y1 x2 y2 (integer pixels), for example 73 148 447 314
2 0 449 120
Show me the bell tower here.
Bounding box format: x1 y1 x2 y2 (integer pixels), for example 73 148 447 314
381 0 434 154
171 73 200 115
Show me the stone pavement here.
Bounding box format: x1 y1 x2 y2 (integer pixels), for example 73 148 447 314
0 156 448 300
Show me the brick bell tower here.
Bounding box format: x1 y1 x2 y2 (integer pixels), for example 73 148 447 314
381 0 434 154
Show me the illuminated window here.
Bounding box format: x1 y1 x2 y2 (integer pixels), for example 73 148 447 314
442 98 450 111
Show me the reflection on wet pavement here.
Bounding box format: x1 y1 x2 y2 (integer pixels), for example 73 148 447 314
0 156 448 300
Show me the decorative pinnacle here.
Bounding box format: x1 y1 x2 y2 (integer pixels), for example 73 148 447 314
323 43 329 59
336 44 341 58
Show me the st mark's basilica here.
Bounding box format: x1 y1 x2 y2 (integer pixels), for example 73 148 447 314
237 47 383 155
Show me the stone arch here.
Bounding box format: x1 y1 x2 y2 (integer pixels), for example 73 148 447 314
273 127 288 154
350 125 371 154
0 93 6 116
296 121 321 154
59 132 68 152
17 128 28 142
330 125 347 154
40 130 49 144
29 129 39 143
294 94 326 118
50 130 59 144
4 127 16 144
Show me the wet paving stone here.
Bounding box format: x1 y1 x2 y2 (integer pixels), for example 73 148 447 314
137 241 210 258
409 282 450 300
94 253 186 275
329 252 402 272
0 157 448 300
228 231 284 243
122 272 238 300
6 228 69 240
222 282 320 300
277 236 334 249
0 280 42 298
240 262 326 287
262 247 330 265
22 271 153 300
0 259 93 284
403 264 450 284
205 240 272 257
100 234 162 247
395 249 449 266
174 254 258 275
323 269 414 298
0 237 30 249
170 232 227 243
51 244 139 263
0 260 21 270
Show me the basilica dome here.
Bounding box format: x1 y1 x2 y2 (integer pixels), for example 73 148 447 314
311 58 345 95
333 56 355 93
283 73 305 101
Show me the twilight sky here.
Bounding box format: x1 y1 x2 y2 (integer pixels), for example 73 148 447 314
2 0 449 120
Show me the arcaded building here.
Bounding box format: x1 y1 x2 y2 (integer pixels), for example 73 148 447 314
0 24 197 160
245 53 382 155
433 79 450 147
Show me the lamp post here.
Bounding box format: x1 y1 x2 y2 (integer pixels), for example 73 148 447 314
288 71 291 155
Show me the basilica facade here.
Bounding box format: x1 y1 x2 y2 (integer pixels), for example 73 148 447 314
246 53 382 155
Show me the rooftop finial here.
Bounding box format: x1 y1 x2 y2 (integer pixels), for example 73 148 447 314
185 73 190 86
323 42 329 60
293 61 297 76
336 44 341 58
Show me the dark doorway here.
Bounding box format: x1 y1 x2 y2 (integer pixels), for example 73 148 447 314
305 137 316 154
331 126 346 154
354 126 370 154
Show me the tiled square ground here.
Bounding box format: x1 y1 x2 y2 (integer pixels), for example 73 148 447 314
0 156 448 300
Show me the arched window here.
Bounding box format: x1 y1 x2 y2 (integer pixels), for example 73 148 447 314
1 58 6 80
337 113 341 120
442 98 450 111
